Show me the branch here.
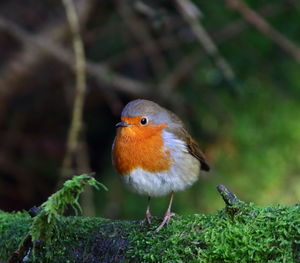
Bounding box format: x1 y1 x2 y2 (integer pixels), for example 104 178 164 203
59 0 87 185
106 2 284 92
7 236 32 263
216 184 239 206
214 3 283 43
0 0 95 94
225 0 300 63
6 207 41 263
175 0 236 85
2 184 300 262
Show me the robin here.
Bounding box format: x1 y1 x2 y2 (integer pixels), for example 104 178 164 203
112 99 209 232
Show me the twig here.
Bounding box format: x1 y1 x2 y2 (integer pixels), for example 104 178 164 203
159 2 284 92
106 3 283 76
225 0 300 63
7 236 32 263
175 0 236 85
40 0 96 41
214 3 282 43
216 184 239 206
59 0 87 186
7 206 41 263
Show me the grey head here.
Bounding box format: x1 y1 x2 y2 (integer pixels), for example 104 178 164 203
121 99 183 128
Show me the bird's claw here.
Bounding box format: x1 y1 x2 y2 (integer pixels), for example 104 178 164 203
155 211 176 232
140 211 156 225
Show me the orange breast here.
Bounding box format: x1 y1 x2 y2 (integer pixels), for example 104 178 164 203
112 122 171 175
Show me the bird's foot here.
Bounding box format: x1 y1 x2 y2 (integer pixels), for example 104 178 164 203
155 211 176 232
140 211 156 225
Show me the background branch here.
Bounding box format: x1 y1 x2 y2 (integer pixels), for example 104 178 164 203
225 0 300 63
175 0 236 85
57 0 97 216
59 0 87 186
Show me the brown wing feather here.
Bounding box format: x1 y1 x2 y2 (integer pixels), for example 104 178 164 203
165 122 210 171
185 134 210 171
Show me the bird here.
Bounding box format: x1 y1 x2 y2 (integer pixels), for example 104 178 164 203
112 99 209 232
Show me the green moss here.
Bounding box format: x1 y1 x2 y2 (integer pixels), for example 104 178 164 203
0 210 31 259
31 174 106 242
0 174 107 262
33 216 131 262
1 179 300 262
1 201 300 262
126 202 300 262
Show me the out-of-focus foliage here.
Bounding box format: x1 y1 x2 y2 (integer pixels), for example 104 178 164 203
0 0 300 220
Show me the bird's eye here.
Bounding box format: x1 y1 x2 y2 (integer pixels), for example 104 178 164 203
140 118 148 125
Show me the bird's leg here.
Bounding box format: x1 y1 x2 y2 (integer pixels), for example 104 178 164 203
141 196 153 225
145 196 152 224
155 192 175 232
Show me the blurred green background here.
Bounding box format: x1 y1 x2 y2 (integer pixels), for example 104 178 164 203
0 0 300 221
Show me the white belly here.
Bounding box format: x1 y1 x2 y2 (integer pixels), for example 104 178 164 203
120 131 200 197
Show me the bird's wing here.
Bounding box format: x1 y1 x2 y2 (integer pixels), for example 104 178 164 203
184 132 210 171
165 124 210 172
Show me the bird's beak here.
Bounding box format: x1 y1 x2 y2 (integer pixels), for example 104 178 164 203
116 121 130 127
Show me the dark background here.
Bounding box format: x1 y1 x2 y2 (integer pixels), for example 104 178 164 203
0 0 300 220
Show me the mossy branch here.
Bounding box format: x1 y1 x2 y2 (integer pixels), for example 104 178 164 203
1 183 300 262
216 184 239 206
4 174 106 263
31 173 106 242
